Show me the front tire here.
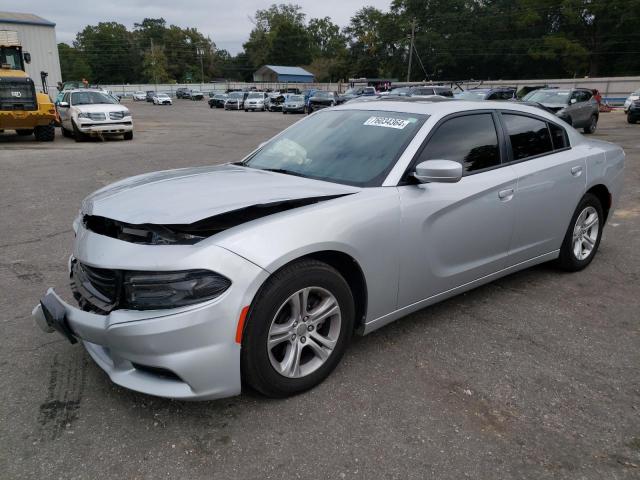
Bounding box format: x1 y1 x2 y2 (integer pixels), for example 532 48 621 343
123 131 133 140
241 260 355 398
557 193 604 271
34 125 55 141
628 114 637 124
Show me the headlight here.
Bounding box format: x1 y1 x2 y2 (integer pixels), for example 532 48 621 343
122 269 231 310
77 112 90 119
122 110 131 117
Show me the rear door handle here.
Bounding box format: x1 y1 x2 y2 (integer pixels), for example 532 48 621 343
571 165 583 176
498 188 514 201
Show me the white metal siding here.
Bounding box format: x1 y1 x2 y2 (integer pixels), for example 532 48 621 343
0 22 61 96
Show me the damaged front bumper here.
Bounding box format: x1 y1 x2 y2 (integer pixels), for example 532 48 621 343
32 227 269 400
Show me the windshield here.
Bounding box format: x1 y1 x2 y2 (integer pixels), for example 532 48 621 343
523 90 570 104
244 110 426 187
71 91 118 105
389 87 411 95
314 91 332 98
229 92 243 99
289 95 303 101
247 92 263 99
456 90 489 100
0 47 23 69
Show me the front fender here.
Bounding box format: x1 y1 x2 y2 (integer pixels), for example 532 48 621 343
213 188 402 322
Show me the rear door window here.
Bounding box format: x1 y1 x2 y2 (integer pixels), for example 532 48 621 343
502 114 554 160
549 122 569 150
417 113 501 173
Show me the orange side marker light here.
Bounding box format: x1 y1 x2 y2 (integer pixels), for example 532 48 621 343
235 306 250 344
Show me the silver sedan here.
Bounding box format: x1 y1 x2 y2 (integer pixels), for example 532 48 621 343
33 100 625 400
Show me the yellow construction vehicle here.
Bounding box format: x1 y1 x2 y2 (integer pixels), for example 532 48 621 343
0 30 57 141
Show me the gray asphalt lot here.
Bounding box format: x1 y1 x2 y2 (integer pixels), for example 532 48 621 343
1 100 639 479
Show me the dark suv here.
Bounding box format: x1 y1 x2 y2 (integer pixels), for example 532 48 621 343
628 99 640 124
522 88 599 134
175 87 189 99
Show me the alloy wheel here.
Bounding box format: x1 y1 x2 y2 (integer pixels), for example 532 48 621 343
572 206 599 260
267 287 341 378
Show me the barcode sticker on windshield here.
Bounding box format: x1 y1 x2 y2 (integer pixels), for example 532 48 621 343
363 116 411 129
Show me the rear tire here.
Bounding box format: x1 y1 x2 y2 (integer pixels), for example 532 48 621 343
16 129 34 136
628 114 637 124
241 259 355 398
583 115 598 134
123 131 133 140
34 125 55 142
556 193 604 271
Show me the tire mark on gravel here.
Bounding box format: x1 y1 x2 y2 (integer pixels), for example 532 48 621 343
38 353 88 441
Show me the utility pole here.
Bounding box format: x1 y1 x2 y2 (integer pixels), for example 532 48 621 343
151 38 158 92
407 19 416 83
197 47 205 88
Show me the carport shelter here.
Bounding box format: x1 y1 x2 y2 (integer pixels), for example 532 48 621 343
253 65 315 83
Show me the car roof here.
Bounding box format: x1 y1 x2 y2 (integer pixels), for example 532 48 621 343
332 99 567 120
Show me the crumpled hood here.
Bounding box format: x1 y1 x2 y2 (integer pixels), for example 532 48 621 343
81 164 360 224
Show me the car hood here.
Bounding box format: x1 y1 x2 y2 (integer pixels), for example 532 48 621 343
73 104 127 113
81 164 360 224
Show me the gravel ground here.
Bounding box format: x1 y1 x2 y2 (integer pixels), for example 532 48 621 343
1 101 639 479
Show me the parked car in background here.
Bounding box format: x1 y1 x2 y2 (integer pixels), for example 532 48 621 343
132 91 146 102
301 89 318 112
623 89 640 113
341 86 377 102
627 98 640 124
267 93 287 112
282 94 305 114
185 90 204 101
516 85 548 99
209 93 228 108
224 91 249 110
176 87 189 99
308 91 342 112
153 93 173 105
455 87 516 101
57 89 133 141
34 100 624 400
407 85 454 97
522 88 599 133
145 91 156 102
245 92 268 111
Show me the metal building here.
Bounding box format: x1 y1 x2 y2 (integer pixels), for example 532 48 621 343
0 11 61 95
253 65 315 83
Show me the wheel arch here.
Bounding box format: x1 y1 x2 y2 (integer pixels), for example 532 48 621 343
586 184 611 221
253 250 368 334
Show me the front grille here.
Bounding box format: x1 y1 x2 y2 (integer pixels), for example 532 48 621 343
70 260 120 313
87 112 106 121
0 77 37 111
109 111 125 120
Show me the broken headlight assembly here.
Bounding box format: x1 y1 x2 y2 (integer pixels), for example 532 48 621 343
122 270 231 310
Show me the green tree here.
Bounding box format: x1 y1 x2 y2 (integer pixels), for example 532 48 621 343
73 22 140 83
57 43 92 81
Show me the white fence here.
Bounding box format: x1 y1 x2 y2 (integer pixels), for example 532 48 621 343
51 76 640 106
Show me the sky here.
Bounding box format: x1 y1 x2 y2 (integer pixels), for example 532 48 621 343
10 0 391 54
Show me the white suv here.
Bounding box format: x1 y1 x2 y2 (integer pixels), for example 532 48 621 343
57 89 133 141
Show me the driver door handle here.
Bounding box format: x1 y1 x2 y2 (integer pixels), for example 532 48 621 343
571 165 583 176
498 188 514 201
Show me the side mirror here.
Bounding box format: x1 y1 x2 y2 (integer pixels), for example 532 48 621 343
58 101 69 108
23 52 31 64
413 160 463 184
570 98 577 104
